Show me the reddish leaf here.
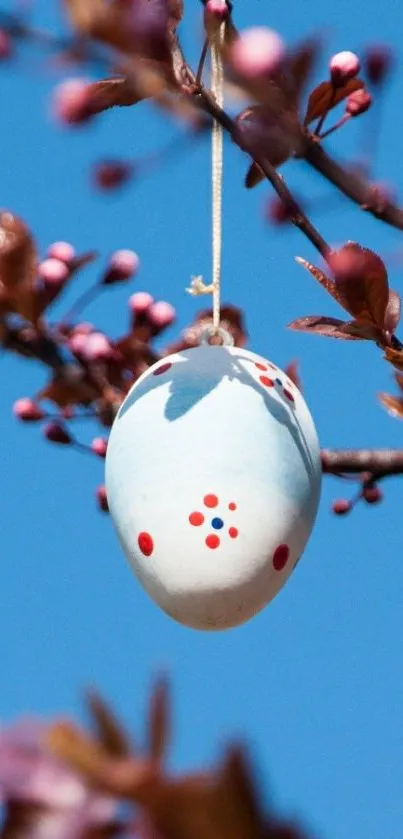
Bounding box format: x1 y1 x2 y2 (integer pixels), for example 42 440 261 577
384 289 401 333
287 38 321 102
39 374 99 408
86 690 132 757
327 243 389 327
284 360 302 391
245 162 265 188
378 392 403 419
295 256 337 297
384 347 403 370
395 372 403 393
338 319 381 341
0 211 40 324
304 78 364 125
148 676 170 764
287 315 363 339
86 77 148 113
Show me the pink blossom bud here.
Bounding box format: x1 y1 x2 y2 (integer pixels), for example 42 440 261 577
104 250 140 284
47 241 76 264
80 332 113 362
346 88 372 116
129 291 154 314
204 0 229 30
0 29 12 60
364 45 393 85
230 27 285 79
266 196 293 225
13 398 44 422
332 499 352 515
43 422 71 445
148 301 176 330
96 485 109 513
38 258 69 286
74 322 94 335
329 51 360 86
93 160 133 191
52 78 93 126
91 437 108 458
363 485 383 504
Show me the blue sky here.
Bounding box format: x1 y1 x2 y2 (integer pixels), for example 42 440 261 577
1 1 403 838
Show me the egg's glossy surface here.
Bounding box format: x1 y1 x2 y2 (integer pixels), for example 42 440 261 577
105 345 321 630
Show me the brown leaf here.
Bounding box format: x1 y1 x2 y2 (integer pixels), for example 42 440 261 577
148 677 170 764
245 162 265 188
287 38 321 102
87 77 148 112
295 256 336 296
378 392 403 419
338 319 381 341
0 211 40 324
327 243 389 327
39 373 99 407
384 347 403 370
384 289 401 333
304 78 364 125
86 690 132 757
287 315 363 339
284 360 302 391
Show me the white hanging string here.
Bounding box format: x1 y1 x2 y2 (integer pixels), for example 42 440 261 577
187 22 225 338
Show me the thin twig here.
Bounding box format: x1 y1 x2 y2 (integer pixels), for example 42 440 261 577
321 448 403 480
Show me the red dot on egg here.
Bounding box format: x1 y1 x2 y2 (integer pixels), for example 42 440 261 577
206 534 220 549
267 362 277 370
228 502 236 511
204 494 219 508
255 362 268 371
273 544 290 571
229 527 239 539
260 375 274 388
189 511 204 526
153 362 172 376
138 531 154 556
283 388 295 403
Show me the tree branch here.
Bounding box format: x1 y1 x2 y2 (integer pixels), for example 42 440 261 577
303 135 403 231
321 448 403 480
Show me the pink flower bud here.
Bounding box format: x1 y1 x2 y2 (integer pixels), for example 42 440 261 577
329 51 360 86
47 241 76 264
38 258 69 286
13 398 44 422
230 27 285 79
363 485 383 504
43 422 71 445
104 249 140 284
91 437 108 458
80 332 113 362
93 160 133 191
346 88 372 116
148 301 176 330
265 196 293 225
129 291 154 314
364 45 393 85
0 29 12 60
52 78 93 126
204 0 229 30
332 499 352 515
74 322 94 335
96 485 109 513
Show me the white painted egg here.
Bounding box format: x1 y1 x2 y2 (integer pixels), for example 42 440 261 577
105 344 321 630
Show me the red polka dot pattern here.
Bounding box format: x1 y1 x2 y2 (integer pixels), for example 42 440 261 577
153 362 172 376
204 494 218 508
138 531 154 556
273 544 289 571
283 388 295 402
255 362 267 371
229 502 236 511
206 534 220 549
189 511 204 526
260 375 274 388
229 527 238 539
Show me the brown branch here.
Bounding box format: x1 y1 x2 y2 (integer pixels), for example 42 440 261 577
303 135 403 231
171 36 330 258
321 448 403 480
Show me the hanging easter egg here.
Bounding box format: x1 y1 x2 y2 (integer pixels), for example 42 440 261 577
105 338 321 631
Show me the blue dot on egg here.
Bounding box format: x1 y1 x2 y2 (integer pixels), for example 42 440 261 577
275 377 282 386
211 517 224 530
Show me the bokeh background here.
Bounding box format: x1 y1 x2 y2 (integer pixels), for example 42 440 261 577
1 1 403 838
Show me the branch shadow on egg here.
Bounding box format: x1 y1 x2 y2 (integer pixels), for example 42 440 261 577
117 347 316 481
